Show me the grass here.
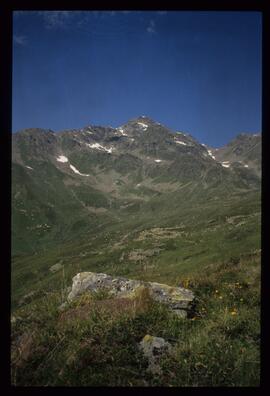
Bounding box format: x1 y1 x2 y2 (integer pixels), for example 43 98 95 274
11 250 260 386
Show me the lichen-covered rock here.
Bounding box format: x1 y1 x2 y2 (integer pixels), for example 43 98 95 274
67 272 194 314
148 281 194 310
139 335 172 374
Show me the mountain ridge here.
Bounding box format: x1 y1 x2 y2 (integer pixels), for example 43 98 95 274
12 117 261 259
12 117 261 174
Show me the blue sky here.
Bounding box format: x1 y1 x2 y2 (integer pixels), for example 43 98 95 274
13 11 262 147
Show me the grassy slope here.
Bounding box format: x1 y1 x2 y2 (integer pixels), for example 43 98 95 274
11 187 260 308
11 183 261 386
11 250 260 386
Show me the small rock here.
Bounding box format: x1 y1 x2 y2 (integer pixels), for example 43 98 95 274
49 262 63 273
139 334 172 375
139 334 171 356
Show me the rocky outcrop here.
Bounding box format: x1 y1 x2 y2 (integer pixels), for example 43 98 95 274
67 272 194 316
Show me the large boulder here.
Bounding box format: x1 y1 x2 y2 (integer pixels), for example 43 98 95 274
67 272 194 315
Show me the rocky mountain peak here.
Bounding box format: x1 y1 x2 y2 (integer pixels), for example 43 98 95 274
17 128 55 136
123 116 162 129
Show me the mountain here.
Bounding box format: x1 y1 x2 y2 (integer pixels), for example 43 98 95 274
11 117 261 308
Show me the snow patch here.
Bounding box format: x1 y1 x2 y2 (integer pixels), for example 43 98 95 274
25 166 33 170
207 150 216 160
86 143 114 154
221 162 230 168
175 140 187 146
155 159 162 163
57 155 69 163
117 127 128 136
244 164 249 168
137 122 148 130
69 164 89 176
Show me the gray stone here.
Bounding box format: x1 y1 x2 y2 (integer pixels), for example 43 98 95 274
49 262 63 273
139 334 172 375
67 272 194 315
